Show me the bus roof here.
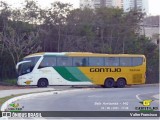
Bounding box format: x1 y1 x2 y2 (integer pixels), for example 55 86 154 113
24 52 145 58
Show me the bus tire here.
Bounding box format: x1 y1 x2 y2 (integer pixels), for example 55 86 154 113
116 78 126 88
101 85 105 88
37 78 48 87
113 84 118 88
104 78 115 88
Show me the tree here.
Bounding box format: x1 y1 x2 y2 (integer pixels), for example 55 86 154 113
0 1 41 80
41 2 72 52
64 8 96 52
1 24 41 65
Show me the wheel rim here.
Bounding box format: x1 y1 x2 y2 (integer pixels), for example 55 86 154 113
108 81 113 86
120 81 124 86
106 79 114 87
40 81 46 87
118 79 125 87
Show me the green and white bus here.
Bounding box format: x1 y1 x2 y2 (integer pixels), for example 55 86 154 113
16 52 146 88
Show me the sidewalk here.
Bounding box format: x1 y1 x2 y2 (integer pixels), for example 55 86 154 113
0 87 55 98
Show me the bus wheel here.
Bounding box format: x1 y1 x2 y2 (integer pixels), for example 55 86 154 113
37 78 48 87
101 85 105 88
116 78 126 88
104 78 115 88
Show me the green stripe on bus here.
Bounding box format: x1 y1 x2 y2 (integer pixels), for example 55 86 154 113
53 67 91 82
65 67 91 82
54 67 80 82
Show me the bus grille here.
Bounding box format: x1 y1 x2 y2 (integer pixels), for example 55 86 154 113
133 74 142 83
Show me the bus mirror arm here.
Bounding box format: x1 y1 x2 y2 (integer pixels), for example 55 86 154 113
16 60 31 72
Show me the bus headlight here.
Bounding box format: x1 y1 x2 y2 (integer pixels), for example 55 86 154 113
18 76 26 80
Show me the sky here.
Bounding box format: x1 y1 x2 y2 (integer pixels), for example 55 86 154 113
0 0 160 15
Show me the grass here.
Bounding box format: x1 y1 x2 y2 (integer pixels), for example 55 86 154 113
139 110 154 112
1 79 17 85
0 94 17 107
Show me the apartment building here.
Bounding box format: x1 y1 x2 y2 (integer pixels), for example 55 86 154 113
80 0 122 9
123 0 148 13
80 0 148 14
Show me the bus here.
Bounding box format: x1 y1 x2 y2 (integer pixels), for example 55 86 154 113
16 52 146 88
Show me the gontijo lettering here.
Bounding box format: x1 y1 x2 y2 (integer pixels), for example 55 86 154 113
90 68 121 72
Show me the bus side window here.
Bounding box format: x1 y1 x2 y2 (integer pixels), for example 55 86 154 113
75 62 80 66
73 57 88 66
105 57 119 66
39 56 56 68
132 57 143 66
82 58 87 66
57 57 72 66
120 57 131 66
89 57 104 66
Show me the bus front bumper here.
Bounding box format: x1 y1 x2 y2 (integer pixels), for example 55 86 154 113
17 76 34 86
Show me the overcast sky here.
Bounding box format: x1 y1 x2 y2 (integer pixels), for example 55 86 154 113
1 0 160 15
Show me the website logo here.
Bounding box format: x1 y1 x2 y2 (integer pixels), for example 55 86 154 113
7 103 24 112
139 100 153 106
10 103 19 108
135 99 158 112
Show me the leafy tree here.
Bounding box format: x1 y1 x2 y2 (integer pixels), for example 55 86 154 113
41 2 72 52
65 8 96 52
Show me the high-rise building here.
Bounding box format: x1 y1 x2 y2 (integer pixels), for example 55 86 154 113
112 0 123 8
79 0 148 14
123 0 149 13
80 0 122 9
80 0 94 9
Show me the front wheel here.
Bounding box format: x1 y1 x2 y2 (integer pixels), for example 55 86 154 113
104 78 115 88
37 78 48 87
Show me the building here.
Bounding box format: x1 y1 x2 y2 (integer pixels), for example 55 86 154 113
112 0 123 8
80 0 94 9
80 0 122 9
123 0 149 13
80 0 148 14
141 16 160 45
140 26 159 45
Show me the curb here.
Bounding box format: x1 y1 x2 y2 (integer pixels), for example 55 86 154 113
0 88 92 111
134 84 159 87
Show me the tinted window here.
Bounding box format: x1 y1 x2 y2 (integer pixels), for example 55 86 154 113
24 57 40 66
73 57 88 66
105 57 119 66
39 56 56 68
23 56 40 71
120 57 131 66
89 57 104 66
18 62 32 76
132 57 143 66
57 57 72 66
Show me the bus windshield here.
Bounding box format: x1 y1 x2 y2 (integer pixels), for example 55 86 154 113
17 56 40 76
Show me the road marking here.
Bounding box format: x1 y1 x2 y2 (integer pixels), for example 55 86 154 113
88 95 103 98
136 92 157 101
136 94 143 101
152 94 159 99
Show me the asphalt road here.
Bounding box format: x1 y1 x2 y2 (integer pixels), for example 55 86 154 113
12 84 159 111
